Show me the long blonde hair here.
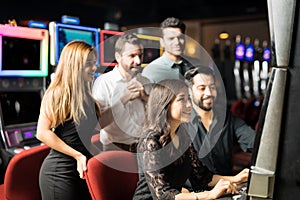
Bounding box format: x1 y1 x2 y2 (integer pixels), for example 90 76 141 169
41 40 101 128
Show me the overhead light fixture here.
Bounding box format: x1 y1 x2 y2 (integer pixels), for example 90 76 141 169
185 41 197 56
219 31 229 40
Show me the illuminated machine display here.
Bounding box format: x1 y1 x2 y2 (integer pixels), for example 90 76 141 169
0 91 42 150
100 30 162 68
100 30 124 67
136 34 162 67
233 36 271 99
49 22 101 66
0 24 49 153
0 24 48 77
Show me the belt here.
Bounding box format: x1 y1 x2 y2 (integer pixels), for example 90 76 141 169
112 142 138 153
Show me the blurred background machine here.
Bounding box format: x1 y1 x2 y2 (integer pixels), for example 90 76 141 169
0 24 49 154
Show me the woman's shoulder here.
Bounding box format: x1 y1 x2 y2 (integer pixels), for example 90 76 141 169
138 130 162 152
141 130 161 144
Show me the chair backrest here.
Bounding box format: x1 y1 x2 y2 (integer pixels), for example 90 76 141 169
85 151 139 200
230 99 246 120
3 145 50 200
90 133 102 155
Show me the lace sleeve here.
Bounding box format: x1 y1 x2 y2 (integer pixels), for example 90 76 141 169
188 143 214 192
138 132 180 200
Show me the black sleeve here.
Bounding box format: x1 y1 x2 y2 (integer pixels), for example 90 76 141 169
188 143 214 192
231 113 256 152
138 132 180 200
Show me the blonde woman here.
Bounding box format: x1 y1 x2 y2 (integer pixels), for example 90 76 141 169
36 41 101 200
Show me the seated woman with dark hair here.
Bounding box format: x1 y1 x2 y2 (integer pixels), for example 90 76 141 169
133 79 247 200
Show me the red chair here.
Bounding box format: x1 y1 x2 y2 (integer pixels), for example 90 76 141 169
0 144 50 200
85 151 139 200
230 99 246 120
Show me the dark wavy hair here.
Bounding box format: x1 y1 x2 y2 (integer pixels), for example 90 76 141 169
143 79 188 146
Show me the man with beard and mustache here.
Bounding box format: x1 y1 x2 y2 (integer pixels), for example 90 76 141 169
92 33 150 153
182 66 256 191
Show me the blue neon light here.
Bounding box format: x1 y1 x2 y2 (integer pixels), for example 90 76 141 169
245 44 255 62
235 43 245 60
28 21 47 29
262 47 271 62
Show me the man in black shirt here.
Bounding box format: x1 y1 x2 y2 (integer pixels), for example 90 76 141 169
183 66 256 190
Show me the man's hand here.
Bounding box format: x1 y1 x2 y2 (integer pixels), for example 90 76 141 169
233 168 249 184
121 79 148 104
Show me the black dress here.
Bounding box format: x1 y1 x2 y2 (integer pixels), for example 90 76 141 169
133 129 214 200
39 102 98 200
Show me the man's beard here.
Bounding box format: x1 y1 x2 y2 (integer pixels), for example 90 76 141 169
194 97 214 111
199 104 212 111
127 66 140 78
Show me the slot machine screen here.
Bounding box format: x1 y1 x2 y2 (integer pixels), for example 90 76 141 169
49 22 100 66
0 92 41 126
0 24 49 77
100 31 162 67
100 30 124 67
0 91 42 148
136 34 162 66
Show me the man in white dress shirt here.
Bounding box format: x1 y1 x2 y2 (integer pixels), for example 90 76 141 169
92 33 150 152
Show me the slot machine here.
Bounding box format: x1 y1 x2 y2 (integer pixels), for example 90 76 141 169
49 20 101 67
136 33 162 67
252 38 262 98
247 0 298 199
100 29 124 70
243 37 255 99
260 40 271 95
0 24 49 154
49 17 101 76
99 29 162 72
234 35 245 99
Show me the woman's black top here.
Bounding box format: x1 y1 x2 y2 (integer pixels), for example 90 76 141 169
133 128 213 200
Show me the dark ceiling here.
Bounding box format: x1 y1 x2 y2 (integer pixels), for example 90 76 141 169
1 0 268 28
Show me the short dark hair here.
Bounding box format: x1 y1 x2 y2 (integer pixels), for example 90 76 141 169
115 33 142 54
184 66 216 85
160 17 186 34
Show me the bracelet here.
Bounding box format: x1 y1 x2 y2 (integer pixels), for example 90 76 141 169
195 194 198 200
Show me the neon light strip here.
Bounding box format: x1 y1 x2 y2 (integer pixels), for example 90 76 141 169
137 34 163 67
50 22 100 66
100 30 124 67
137 34 163 55
0 24 49 77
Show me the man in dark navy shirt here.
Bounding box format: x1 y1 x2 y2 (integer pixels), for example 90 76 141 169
183 66 256 190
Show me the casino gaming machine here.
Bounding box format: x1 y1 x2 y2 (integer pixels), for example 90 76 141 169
0 24 49 155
